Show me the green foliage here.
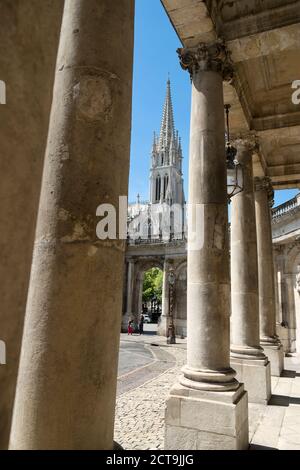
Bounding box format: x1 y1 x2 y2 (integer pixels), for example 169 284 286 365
142 267 162 303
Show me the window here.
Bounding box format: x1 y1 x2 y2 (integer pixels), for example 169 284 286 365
155 176 161 202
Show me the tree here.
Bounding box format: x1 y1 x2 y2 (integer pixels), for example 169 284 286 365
142 267 162 303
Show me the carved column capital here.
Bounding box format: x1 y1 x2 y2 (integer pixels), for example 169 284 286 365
231 133 259 153
254 176 274 207
177 40 234 81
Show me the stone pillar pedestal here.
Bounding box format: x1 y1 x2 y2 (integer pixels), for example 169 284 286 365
255 177 284 377
165 383 248 450
230 139 271 404
263 345 284 377
230 359 271 405
165 42 249 450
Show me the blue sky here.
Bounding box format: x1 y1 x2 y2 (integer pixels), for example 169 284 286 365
129 0 298 207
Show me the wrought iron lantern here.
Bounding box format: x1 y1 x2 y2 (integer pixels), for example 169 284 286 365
225 104 244 199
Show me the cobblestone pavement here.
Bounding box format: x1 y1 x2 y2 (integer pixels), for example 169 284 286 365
115 338 300 451
114 345 186 450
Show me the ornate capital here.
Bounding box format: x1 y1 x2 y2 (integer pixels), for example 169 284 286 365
177 40 234 81
231 133 259 153
254 176 274 207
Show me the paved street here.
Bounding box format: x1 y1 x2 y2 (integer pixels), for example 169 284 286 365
116 325 176 396
118 341 154 377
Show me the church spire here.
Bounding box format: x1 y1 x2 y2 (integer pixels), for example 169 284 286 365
158 78 175 150
151 131 157 154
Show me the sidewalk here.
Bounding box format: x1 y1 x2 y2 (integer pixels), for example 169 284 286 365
115 331 300 450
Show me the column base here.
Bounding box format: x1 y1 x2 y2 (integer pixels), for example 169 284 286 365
165 382 249 450
157 315 168 336
263 344 284 376
230 357 271 404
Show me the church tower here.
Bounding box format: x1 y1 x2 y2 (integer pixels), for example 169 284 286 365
149 79 185 206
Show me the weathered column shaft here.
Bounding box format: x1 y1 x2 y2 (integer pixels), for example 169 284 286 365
254 177 284 376
181 52 236 390
165 43 248 451
254 178 278 343
230 140 265 358
157 259 170 336
162 259 170 319
0 1 64 449
121 259 135 331
230 141 271 404
9 0 134 450
126 259 135 315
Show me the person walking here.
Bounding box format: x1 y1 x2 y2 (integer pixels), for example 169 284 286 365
127 320 133 335
139 314 144 335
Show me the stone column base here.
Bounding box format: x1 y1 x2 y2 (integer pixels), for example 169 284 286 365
263 344 284 376
231 358 271 404
165 382 249 450
157 316 168 336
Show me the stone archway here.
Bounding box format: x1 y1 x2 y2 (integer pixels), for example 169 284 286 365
131 258 164 327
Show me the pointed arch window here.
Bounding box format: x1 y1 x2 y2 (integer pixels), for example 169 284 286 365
155 176 161 202
163 175 169 199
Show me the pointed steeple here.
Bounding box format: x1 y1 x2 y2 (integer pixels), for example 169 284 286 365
159 78 175 150
151 131 157 154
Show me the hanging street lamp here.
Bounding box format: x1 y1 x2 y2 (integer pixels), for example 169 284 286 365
225 104 244 199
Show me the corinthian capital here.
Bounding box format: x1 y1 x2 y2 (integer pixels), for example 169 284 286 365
254 176 274 207
231 133 259 153
177 40 234 81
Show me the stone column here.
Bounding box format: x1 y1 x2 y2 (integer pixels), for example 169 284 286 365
9 0 135 450
122 259 135 331
165 42 248 450
0 1 64 449
157 258 170 336
230 139 271 404
254 177 284 376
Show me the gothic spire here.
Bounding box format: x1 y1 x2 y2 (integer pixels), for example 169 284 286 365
151 131 157 154
159 78 175 150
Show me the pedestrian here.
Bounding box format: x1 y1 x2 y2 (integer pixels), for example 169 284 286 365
139 314 144 335
127 320 133 335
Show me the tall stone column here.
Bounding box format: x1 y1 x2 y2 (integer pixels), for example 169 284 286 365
230 139 271 404
157 259 170 336
122 259 135 331
9 0 135 450
165 42 248 450
0 1 64 449
254 177 284 376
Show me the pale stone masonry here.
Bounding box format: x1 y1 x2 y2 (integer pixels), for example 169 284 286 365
230 139 271 404
255 177 284 377
0 0 64 449
9 0 134 450
1 0 300 451
164 42 249 450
